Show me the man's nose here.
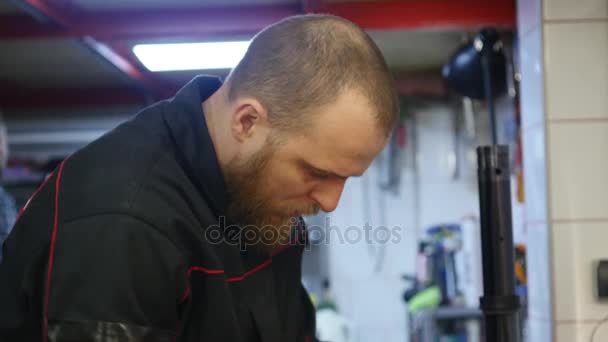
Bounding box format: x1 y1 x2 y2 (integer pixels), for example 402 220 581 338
309 178 346 213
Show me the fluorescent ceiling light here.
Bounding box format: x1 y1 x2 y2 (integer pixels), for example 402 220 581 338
133 41 250 72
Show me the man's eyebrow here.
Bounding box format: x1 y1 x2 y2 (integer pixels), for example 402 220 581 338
303 161 349 179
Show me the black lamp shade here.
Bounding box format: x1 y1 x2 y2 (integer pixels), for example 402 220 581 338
442 29 508 100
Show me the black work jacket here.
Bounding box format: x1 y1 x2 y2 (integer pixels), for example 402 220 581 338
0 76 316 342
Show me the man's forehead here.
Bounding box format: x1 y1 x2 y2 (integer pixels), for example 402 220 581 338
310 122 386 157
290 131 386 178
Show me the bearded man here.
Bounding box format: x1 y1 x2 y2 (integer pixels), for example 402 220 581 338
0 14 398 342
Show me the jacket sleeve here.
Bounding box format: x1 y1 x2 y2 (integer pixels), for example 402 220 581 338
45 214 188 342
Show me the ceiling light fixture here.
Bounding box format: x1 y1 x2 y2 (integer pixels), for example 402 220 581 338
132 41 250 72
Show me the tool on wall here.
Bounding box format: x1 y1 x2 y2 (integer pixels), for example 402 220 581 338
443 28 521 342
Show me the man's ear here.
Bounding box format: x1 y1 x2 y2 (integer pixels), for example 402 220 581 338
230 98 268 142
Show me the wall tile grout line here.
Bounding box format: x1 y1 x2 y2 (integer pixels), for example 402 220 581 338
556 319 608 325
549 117 608 124
552 218 608 224
544 17 608 24
527 219 608 225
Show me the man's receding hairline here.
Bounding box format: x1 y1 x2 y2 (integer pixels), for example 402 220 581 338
225 14 399 136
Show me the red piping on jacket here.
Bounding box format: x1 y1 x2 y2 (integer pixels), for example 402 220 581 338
42 159 67 342
179 266 225 303
15 172 54 224
225 259 272 283
37 159 305 338
179 237 301 304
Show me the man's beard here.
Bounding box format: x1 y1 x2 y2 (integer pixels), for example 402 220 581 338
223 143 319 254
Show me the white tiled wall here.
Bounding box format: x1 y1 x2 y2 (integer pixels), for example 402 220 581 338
550 223 579 321
327 148 416 342
520 0 608 340
552 222 608 322
543 7 608 337
349 278 407 330
544 0 608 20
555 321 608 342
547 122 608 220
544 21 608 120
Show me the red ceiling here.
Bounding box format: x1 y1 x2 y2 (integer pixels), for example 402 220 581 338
1 0 515 109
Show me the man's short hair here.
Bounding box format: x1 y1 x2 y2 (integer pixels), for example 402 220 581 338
225 14 400 136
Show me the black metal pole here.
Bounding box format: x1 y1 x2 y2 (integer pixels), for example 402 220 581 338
477 146 520 342
442 26 520 342
481 52 498 146
476 29 520 342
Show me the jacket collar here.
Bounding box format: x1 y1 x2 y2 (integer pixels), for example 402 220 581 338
162 75 228 217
